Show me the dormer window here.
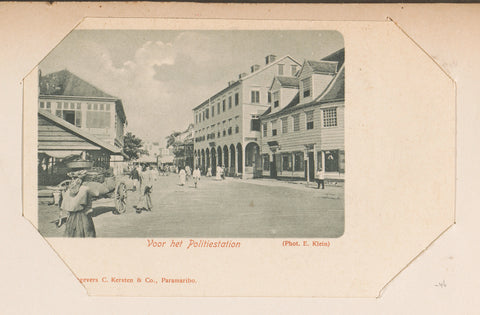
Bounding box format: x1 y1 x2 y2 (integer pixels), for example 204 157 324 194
302 77 311 98
273 91 280 108
291 65 297 76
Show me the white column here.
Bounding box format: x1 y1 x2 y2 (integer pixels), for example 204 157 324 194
242 143 246 179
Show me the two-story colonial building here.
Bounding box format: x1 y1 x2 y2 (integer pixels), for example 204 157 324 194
193 55 301 178
38 69 127 173
260 48 345 182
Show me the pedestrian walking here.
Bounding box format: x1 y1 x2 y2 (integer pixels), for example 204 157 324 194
130 164 141 192
179 168 186 186
136 164 153 213
315 168 325 189
192 167 201 188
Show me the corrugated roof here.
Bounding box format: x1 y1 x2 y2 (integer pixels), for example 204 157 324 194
40 69 114 98
38 110 122 154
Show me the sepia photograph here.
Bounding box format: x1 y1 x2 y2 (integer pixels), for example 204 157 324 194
36 30 345 238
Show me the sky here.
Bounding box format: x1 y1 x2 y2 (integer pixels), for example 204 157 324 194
39 30 344 147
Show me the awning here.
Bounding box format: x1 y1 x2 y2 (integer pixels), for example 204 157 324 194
38 151 83 159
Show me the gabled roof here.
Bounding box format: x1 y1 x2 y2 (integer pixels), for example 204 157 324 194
192 55 301 111
261 64 344 119
40 69 114 98
38 110 122 154
270 76 299 90
39 69 127 123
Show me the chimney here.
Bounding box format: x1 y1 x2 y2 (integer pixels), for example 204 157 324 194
228 80 236 86
265 55 277 65
250 64 260 73
238 72 247 79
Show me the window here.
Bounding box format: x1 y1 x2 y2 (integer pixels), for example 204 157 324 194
291 65 298 76
235 125 239 133
211 106 215 117
235 93 239 106
273 91 280 108
293 114 300 131
278 64 284 75
272 120 278 136
57 102 61 109
100 103 104 110
251 90 260 103
306 111 314 130
294 152 304 171
106 104 110 111
325 150 339 172
206 108 209 119
195 114 198 124
39 102 45 108
76 103 81 109
228 96 232 109
218 131 221 138
75 111 82 127
281 117 288 134
217 103 220 114
88 103 92 110
94 103 98 110
263 155 270 171
222 100 226 112
70 103 75 110
228 127 232 135
268 92 271 103
323 108 337 127
263 123 267 137
223 130 226 136
46 102 51 109
302 77 311 98
282 154 292 171
251 118 261 131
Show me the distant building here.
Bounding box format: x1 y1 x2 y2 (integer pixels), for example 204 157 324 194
169 124 194 169
193 54 301 178
38 69 128 173
260 48 345 181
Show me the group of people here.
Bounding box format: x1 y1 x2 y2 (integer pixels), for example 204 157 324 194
178 165 202 188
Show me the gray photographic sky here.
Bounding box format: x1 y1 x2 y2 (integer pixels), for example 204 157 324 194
40 30 344 146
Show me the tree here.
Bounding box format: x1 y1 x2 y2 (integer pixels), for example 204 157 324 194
123 132 148 161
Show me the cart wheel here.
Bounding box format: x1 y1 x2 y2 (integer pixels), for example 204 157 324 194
114 182 127 214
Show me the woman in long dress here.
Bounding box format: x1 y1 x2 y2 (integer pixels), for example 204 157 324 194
61 176 96 237
179 168 186 186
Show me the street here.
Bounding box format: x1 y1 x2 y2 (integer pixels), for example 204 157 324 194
38 174 344 238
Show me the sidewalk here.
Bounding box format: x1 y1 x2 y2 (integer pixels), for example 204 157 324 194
219 176 344 197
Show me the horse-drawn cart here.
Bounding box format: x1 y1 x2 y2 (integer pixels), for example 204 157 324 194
50 168 129 215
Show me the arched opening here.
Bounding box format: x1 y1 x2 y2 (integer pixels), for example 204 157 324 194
211 147 217 176
230 144 236 175
223 145 229 176
236 143 243 174
217 146 223 167
206 148 210 171
245 142 261 178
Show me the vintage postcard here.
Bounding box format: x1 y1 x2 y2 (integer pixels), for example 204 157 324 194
22 17 455 297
